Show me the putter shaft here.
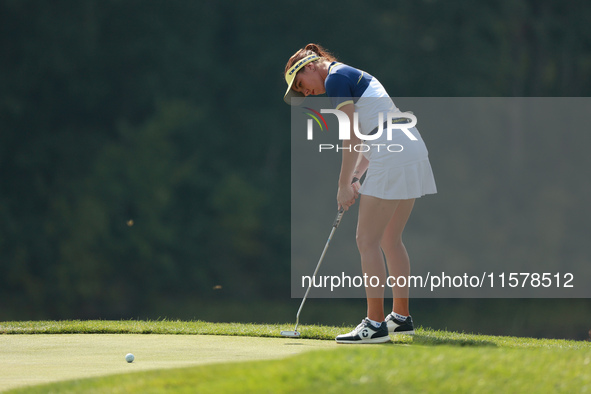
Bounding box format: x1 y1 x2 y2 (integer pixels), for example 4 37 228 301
291 208 345 334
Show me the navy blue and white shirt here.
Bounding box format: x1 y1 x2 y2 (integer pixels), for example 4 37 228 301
324 62 400 135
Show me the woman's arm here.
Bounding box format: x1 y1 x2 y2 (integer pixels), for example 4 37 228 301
353 154 369 182
336 103 361 210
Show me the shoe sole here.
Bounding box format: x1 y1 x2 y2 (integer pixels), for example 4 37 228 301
335 336 391 344
389 330 415 335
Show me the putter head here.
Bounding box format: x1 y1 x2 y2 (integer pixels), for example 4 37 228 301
280 330 300 338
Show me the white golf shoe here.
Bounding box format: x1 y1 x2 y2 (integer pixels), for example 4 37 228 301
335 318 391 344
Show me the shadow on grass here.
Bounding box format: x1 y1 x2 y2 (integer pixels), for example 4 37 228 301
411 334 497 347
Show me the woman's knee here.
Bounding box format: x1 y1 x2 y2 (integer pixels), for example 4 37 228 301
356 232 381 254
380 238 404 254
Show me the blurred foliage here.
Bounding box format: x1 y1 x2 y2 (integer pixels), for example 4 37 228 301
0 0 590 334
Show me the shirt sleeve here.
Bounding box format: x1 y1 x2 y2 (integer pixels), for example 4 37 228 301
325 73 355 109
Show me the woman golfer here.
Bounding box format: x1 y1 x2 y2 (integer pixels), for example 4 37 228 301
283 43 437 343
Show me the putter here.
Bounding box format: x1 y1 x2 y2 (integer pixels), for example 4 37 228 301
281 207 345 338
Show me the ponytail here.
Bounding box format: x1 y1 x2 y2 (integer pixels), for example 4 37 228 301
284 43 338 75
303 43 337 62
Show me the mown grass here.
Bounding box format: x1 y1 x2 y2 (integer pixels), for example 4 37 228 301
0 320 346 341
1 319 588 349
2 320 590 393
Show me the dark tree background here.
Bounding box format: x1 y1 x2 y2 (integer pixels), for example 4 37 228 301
1 0 590 339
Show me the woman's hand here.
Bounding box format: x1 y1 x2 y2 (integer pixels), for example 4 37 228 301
337 183 358 211
352 178 361 194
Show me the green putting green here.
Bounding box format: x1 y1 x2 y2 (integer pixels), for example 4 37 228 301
0 334 337 392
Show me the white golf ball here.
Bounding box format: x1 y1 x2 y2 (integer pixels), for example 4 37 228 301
125 353 134 363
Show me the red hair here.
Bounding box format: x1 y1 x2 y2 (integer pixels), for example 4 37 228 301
284 43 338 75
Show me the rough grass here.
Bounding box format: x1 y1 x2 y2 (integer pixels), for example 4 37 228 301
1 320 587 349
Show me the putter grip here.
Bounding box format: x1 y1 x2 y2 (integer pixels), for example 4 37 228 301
332 177 358 228
332 208 344 228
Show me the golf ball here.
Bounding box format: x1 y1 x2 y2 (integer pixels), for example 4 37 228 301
125 353 134 363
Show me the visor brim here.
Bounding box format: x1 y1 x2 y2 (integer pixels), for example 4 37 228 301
283 89 306 106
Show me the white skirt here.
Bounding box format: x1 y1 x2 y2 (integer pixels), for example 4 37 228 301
358 126 437 200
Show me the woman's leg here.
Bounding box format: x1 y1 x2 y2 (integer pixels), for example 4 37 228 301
380 199 415 316
356 195 402 322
